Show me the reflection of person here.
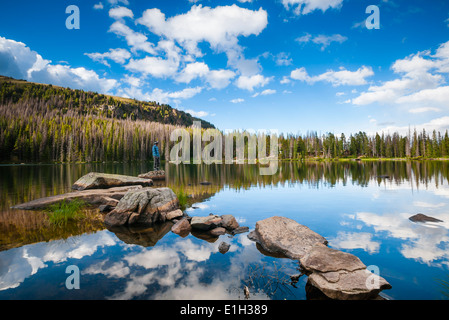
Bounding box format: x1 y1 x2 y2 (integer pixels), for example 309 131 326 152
152 141 160 171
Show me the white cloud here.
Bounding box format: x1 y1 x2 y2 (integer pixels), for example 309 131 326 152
109 21 156 54
330 232 380 254
109 6 134 20
230 98 245 103
0 36 117 94
296 33 347 50
290 66 374 86
353 41 449 109
275 52 292 66
235 74 271 91
176 62 236 89
137 5 267 56
107 0 129 5
184 109 209 117
281 0 343 15
374 116 449 136
93 2 104 10
252 89 276 97
85 48 131 66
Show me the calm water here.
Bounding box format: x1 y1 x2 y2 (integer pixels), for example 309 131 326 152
1 161 449 300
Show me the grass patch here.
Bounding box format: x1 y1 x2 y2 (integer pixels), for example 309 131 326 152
46 199 86 227
176 189 188 211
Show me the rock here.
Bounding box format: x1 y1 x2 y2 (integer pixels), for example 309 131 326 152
166 209 184 220
231 226 249 235
301 243 392 300
191 215 223 231
104 187 179 227
300 243 366 273
209 227 226 236
11 186 142 210
248 216 328 260
99 204 114 213
104 210 133 227
72 172 153 191
307 268 392 300
219 242 230 254
409 213 443 223
138 170 166 180
171 217 191 237
220 215 240 230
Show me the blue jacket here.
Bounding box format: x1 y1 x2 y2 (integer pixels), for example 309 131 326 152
152 145 160 157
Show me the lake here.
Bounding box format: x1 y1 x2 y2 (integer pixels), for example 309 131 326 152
0 161 448 300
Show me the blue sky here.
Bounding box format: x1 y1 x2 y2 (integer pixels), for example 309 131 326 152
1 0 449 135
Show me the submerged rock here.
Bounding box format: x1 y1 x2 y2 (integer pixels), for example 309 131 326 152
219 242 231 254
72 172 153 191
409 213 443 223
104 187 179 227
248 216 328 260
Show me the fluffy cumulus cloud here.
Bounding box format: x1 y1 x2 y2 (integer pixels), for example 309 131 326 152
0 36 117 94
235 74 272 91
136 5 267 57
352 40 449 112
105 4 268 95
109 6 134 20
281 0 343 15
290 66 374 86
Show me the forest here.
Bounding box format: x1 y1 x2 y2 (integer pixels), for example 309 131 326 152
0 75 448 163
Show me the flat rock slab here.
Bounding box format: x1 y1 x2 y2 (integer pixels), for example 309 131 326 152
72 172 153 191
300 243 366 273
11 186 142 210
248 216 328 260
307 268 392 300
138 170 166 180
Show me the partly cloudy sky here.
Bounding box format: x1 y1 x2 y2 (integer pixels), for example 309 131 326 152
1 0 449 134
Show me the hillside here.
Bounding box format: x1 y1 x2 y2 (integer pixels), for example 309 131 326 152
0 75 214 129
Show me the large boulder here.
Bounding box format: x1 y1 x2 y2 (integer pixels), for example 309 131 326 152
72 172 153 191
104 187 179 227
248 216 328 259
303 244 392 300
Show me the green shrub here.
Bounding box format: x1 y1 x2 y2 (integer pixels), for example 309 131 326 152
46 199 86 226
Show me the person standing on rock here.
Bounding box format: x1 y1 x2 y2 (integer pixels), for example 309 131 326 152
152 141 160 171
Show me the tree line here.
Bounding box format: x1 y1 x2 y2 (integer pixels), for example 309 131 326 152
1 76 448 163
277 130 449 160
